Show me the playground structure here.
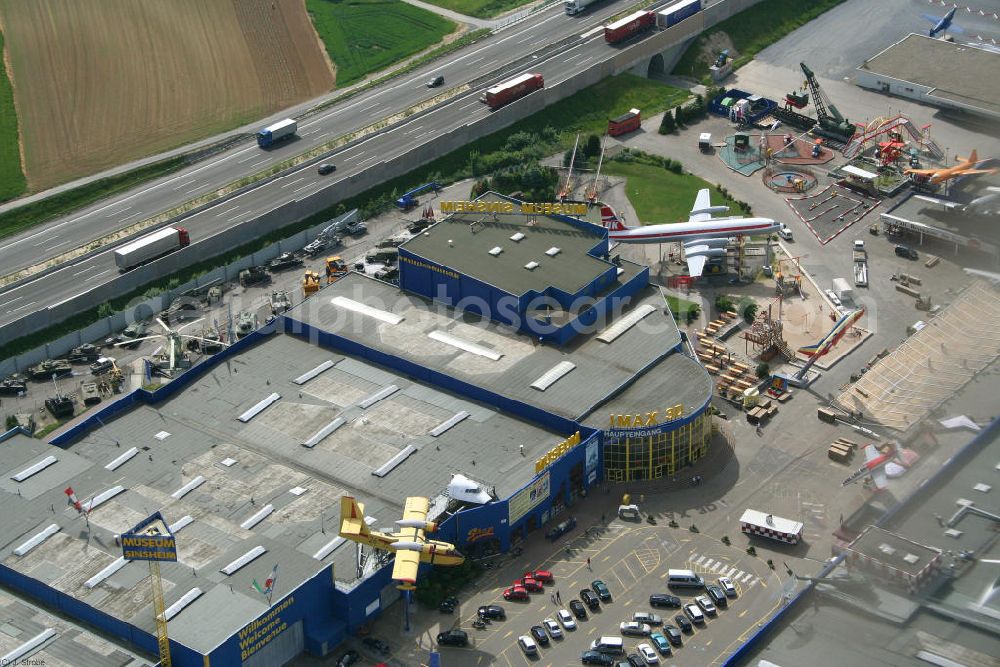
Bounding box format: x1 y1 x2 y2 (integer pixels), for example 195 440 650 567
743 303 796 362
720 133 766 176
842 114 944 161
761 132 834 166
763 166 818 193
786 184 880 244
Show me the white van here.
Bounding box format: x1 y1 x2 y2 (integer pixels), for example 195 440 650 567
777 224 793 241
589 636 625 655
667 569 705 589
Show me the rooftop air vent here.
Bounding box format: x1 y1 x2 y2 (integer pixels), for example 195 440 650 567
489 246 503 256
510 232 525 242
546 247 561 257
525 261 539 271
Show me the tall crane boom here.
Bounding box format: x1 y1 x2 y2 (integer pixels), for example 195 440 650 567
799 62 855 143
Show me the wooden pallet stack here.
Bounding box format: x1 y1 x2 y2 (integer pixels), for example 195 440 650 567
746 397 778 425
827 437 859 463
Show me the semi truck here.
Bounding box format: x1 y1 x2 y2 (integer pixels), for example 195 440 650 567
656 0 701 29
853 240 868 287
114 227 190 272
256 118 297 148
605 10 655 44
483 73 544 110
564 0 603 14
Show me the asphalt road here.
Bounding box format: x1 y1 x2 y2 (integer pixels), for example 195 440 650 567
0 0 635 280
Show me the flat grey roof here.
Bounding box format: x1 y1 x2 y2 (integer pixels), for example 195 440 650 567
846 526 940 578
884 190 1000 248
402 194 612 296
287 272 711 423
859 33 1000 116
0 333 563 652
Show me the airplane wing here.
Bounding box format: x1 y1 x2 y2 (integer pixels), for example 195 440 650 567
391 546 422 586
686 255 708 278
690 189 713 222
913 195 960 209
863 445 888 490
960 168 998 176
401 496 430 524
921 13 943 23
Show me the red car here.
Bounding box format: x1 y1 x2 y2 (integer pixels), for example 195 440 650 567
515 577 544 592
503 585 529 601
525 570 554 583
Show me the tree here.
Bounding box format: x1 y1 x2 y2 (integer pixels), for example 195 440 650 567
715 295 734 313
5 415 18 430
97 302 114 319
658 109 676 134
742 301 759 322
756 362 770 379
673 106 684 127
691 94 706 119
585 134 601 159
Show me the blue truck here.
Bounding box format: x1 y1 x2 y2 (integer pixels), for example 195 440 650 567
656 0 701 29
256 118 297 148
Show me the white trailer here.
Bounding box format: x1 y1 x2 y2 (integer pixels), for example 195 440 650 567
114 227 190 272
832 277 854 302
564 0 601 14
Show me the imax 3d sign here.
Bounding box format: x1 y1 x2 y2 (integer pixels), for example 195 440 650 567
440 201 588 216
606 405 684 437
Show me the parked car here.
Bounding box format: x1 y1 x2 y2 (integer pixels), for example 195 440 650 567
581 589 601 610
619 621 651 637
530 624 550 646
683 604 705 624
517 635 538 655
633 611 662 626
526 570 554 583
637 643 660 664
626 654 645 667
361 637 390 656
543 618 563 639
582 650 615 665
706 584 728 608
335 649 359 667
557 608 577 629
436 629 468 647
317 163 336 175
439 595 458 613
503 585 529 601
592 579 612 601
427 74 444 88
649 632 673 654
777 224 793 241
570 599 588 619
516 577 544 592
546 516 577 541
662 624 683 646
895 244 919 260
649 593 681 609
478 604 505 620
695 595 717 616
90 356 116 375
674 614 693 633
717 577 737 598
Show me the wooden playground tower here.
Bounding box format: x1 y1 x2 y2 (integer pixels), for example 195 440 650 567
743 303 795 361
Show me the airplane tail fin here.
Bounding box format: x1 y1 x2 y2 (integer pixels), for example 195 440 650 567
600 205 628 232
339 496 368 537
959 149 978 165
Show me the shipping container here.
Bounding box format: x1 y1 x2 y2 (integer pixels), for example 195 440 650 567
608 109 641 137
483 73 544 110
604 10 655 44
656 0 701 29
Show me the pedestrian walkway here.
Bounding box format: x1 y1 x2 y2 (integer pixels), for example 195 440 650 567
400 0 495 28
688 552 761 591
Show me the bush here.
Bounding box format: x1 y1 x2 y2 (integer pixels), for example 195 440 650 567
756 362 770 379
721 535 731 546
673 106 685 127
668 519 679 528
5 415 17 430
658 109 676 134
746 546 757 556
715 295 735 312
742 301 759 322
585 134 601 158
689 524 699 533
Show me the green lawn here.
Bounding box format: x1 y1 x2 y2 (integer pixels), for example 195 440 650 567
603 161 738 224
0 30 27 204
306 0 455 87
418 0 537 19
672 0 847 81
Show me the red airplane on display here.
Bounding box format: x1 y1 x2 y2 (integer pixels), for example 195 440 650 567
842 443 898 490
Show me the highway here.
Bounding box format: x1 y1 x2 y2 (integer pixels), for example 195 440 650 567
0 0 637 280
0 0 663 332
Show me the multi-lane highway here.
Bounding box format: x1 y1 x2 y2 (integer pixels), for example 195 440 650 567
0 0 637 280
0 0 669 333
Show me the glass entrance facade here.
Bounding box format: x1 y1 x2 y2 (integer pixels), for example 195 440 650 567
603 413 711 482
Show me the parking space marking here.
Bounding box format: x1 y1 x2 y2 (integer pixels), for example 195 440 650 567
740 573 753 583
726 567 738 578
694 555 707 565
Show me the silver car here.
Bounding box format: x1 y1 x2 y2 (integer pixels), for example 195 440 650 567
695 595 717 616
620 621 652 636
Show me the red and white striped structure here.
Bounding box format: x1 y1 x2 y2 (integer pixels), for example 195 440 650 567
740 509 804 544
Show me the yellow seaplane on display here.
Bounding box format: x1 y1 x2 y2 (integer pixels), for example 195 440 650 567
905 150 997 185
339 495 464 589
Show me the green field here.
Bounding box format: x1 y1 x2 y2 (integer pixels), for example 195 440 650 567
672 0 847 81
306 0 455 87
603 161 738 224
0 30 27 204
419 0 536 19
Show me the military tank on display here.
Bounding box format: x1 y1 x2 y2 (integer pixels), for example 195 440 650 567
28 359 73 381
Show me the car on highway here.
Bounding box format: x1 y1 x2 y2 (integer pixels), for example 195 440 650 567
436 629 468 647
649 632 673 654
581 589 601 610
503 585 529 601
683 603 705 625
695 595 717 616
662 625 683 647
592 579 612 601
530 624 550 646
620 621 651 637
706 584 728 608
526 570 554 583
517 634 538 655
633 611 662 626
542 618 563 639
317 163 336 175
335 649 359 667
637 643 659 664
515 577 544 592
718 577 737 598
478 604 505 620
674 614 693 633
649 593 681 608
581 650 615 666
557 608 577 630
570 599 588 620
427 74 444 88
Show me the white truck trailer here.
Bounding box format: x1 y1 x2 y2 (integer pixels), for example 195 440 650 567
833 277 854 302
564 0 602 14
114 227 190 272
